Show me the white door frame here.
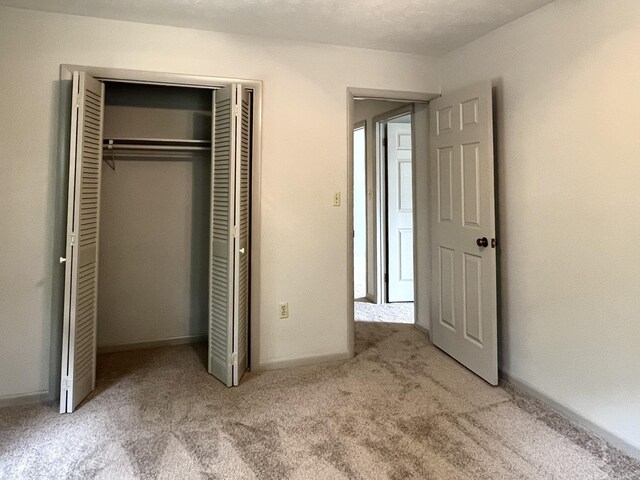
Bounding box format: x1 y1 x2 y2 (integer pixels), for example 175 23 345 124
57 65 262 394
346 88 439 357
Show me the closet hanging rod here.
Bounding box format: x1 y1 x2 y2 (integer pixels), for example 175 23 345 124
103 138 211 152
103 144 211 151
103 137 211 145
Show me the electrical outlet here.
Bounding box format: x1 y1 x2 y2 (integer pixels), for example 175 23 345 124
333 192 341 206
279 302 289 319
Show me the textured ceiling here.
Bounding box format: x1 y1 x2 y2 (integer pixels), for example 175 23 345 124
0 0 555 55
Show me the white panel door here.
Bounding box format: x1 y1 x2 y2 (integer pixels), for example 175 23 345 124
209 84 251 387
387 122 414 302
429 82 498 385
60 72 105 413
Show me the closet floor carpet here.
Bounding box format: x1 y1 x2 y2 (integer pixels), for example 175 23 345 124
1 323 639 479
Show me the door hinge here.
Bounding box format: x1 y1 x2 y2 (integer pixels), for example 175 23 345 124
63 376 71 390
231 352 238 366
384 273 388 284
233 226 239 238
70 233 76 246
234 104 240 117
491 238 497 248
382 138 387 148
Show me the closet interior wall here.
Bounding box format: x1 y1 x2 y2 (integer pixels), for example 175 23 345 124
98 83 212 350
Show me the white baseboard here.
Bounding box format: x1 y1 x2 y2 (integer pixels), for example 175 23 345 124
0 390 51 408
414 323 430 338
257 352 350 372
97 334 207 354
500 371 640 460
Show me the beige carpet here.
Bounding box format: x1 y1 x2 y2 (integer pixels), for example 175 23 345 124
1 323 639 479
354 301 414 324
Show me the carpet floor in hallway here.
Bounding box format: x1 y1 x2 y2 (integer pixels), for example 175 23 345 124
1 322 639 479
354 301 414 324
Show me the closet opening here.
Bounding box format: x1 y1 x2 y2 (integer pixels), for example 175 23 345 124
59 69 257 413
99 83 213 362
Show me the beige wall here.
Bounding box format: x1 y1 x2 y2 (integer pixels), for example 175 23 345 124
0 6 440 401
98 157 211 348
412 104 430 332
441 0 640 453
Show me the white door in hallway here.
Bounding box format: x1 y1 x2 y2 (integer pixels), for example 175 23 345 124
387 121 414 302
429 82 498 385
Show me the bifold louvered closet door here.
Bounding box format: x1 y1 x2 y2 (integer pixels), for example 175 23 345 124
60 76 252 412
208 84 251 387
60 72 104 413
234 87 251 385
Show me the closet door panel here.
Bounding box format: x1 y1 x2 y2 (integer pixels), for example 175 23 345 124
209 86 235 386
233 87 251 385
60 72 104 413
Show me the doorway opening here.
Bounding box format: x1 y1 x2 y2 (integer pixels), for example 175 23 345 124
348 84 500 386
352 100 416 325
